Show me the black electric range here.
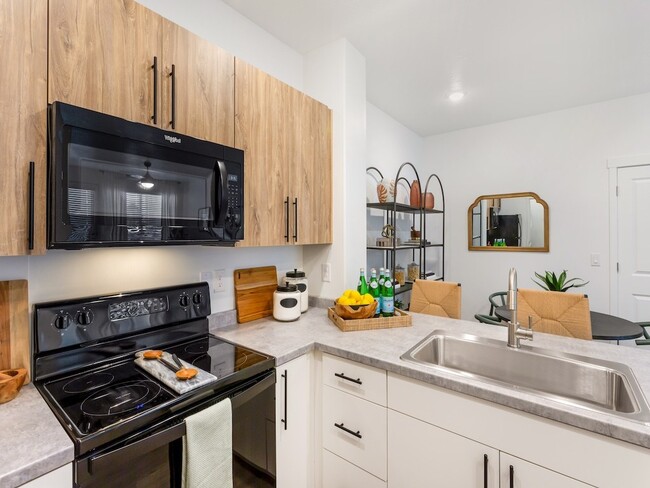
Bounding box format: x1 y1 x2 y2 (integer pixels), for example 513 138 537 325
33 282 276 488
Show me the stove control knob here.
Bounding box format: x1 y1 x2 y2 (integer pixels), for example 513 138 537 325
179 294 190 307
76 309 94 326
53 313 72 330
192 292 203 305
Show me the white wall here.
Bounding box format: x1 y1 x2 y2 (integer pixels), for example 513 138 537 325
302 39 366 299
366 103 427 274
425 92 650 320
0 0 305 312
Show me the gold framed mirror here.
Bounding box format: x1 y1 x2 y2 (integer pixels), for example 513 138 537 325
468 192 549 252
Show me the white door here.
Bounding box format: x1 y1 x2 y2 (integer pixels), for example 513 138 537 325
276 354 313 488
617 165 650 321
387 409 499 488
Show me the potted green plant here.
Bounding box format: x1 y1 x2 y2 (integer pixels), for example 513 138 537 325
533 270 588 292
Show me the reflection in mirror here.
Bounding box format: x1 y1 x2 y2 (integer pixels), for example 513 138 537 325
468 192 549 252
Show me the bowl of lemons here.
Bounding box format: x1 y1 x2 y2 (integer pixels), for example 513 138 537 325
335 289 377 319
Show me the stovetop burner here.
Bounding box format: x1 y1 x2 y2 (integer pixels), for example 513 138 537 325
40 334 272 440
63 372 115 394
81 380 162 417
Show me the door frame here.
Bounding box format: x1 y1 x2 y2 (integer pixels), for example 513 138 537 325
607 154 650 315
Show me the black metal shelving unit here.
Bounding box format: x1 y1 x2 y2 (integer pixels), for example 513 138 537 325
366 163 446 296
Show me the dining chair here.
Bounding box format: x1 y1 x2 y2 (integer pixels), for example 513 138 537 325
488 291 507 316
410 280 462 319
474 314 505 326
634 322 650 345
516 288 592 340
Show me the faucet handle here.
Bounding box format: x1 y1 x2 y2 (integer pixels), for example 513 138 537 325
527 315 534 330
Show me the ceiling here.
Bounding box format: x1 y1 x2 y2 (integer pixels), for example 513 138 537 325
223 0 650 137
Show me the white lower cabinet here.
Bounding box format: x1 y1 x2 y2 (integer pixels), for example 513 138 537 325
322 449 386 488
322 385 387 480
387 409 499 488
500 453 592 488
276 354 313 488
19 464 72 487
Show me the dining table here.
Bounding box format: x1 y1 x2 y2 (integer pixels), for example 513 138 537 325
494 306 644 344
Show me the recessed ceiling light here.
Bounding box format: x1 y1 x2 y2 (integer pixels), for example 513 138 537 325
448 91 464 102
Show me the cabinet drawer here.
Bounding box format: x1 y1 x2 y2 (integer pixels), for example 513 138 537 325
322 449 386 488
322 353 386 405
322 385 387 480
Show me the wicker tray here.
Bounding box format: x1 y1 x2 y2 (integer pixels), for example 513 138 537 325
327 307 412 332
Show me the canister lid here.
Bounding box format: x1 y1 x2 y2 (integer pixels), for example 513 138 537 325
286 268 306 278
277 282 298 292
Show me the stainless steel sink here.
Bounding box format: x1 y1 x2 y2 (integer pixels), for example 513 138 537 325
401 330 650 422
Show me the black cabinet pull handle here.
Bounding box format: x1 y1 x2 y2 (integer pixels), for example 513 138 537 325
28 161 35 250
151 56 158 124
334 422 362 439
281 370 287 430
293 197 298 242
284 197 289 242
509 464 514 488
334 372 362 385
484 454 488 488
169 64 176 129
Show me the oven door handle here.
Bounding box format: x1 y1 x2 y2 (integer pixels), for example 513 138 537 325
88 422 186 475
230 371 275 409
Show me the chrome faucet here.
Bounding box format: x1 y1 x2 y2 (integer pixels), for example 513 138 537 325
507 268 533 348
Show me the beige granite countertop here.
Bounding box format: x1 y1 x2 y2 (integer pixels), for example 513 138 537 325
210 307 650 449
0 384 73 488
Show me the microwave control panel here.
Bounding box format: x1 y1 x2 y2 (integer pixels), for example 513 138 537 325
224 162 243 238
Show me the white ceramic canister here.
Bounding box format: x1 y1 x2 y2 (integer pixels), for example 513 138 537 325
285 268 308 312
273 282 301 322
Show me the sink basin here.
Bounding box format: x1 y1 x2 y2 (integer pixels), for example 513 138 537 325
401 330 650 422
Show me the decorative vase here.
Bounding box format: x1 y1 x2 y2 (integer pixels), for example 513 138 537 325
423 192 434 209
410 180 421 207
376 179 396 203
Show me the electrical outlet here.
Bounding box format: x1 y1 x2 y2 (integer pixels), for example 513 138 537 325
322 263 331 282
590 253 601 267
214 269 226 292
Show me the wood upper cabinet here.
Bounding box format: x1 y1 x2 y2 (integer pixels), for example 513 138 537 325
0 0 47 256
235 59 332 247
235 59 296 247
295 93 332 245
49 0 234 144
49 0 161 125
161 19 234 146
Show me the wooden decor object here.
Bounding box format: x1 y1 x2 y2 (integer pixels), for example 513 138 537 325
234 266 278 323
334 301 377 320
328 307 412 332
0 280 30 383
0 368 27 404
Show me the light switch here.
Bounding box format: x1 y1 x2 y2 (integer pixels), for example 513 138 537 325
590 253 601 267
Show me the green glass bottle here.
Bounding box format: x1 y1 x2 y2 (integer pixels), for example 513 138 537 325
357 267 368 295
369 268 380 315
378 267 385 312
381 271 395 317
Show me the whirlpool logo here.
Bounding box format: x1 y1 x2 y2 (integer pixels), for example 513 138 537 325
164 134 182 144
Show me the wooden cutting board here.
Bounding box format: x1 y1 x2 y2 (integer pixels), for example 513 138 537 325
0 280 30 383
234 266 278 323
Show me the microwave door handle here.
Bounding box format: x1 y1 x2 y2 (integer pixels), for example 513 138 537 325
88 422 186 475
216 160 228 227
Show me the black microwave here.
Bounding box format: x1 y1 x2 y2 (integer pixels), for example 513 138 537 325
48 102 244 249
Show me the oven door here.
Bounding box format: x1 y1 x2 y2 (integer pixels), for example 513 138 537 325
49 102 244 248
75 371 275 488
